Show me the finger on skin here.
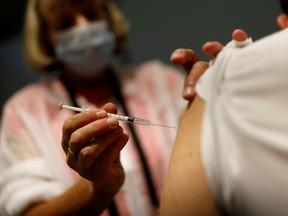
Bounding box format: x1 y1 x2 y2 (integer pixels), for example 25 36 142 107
68 117 120 153
183 61 209 100
77 127 125 174
232 29 249 41
202 41 224 58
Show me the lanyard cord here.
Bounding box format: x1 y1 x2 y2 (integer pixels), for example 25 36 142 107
109 70 159 209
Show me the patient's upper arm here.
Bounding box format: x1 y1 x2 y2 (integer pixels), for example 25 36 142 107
159 96 221 216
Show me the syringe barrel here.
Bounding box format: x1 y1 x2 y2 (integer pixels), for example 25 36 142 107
132 117 153 126
107 113 131 122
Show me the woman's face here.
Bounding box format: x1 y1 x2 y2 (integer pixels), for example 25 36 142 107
41 0 108 46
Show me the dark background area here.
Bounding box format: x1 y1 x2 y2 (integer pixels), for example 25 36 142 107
0 0 281 112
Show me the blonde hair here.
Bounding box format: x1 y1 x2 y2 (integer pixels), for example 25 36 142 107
23 0 130 73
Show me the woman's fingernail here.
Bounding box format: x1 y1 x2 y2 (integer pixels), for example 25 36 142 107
96 110 107 119
171 50 181 58
108 117 119 128
183 86 195 97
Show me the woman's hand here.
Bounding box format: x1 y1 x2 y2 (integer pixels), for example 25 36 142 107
61 103 129 194
171 29 249 101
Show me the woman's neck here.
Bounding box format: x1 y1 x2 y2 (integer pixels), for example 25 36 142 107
63 66 113 89
62 67 117 107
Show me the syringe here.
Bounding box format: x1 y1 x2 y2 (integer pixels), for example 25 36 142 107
59 102 177 129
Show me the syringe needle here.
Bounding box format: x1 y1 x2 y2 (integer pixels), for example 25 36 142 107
58 102 177 129
152 123 178 129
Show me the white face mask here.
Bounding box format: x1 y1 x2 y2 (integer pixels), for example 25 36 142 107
55 20 115 77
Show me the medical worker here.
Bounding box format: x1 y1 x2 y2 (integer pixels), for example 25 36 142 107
0 0 186 215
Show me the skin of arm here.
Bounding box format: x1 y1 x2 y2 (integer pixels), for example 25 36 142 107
23 178 117 216
159 96 222 216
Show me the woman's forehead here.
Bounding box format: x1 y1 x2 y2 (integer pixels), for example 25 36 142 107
39 0 105 14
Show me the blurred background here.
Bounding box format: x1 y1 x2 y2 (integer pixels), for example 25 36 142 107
0 0 281 112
